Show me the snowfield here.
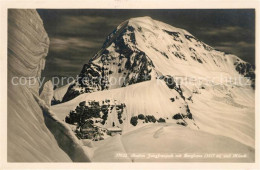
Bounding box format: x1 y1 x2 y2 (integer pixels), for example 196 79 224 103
93 123 254 162
8 10 255 162
52 78 255 162
51 16 255 162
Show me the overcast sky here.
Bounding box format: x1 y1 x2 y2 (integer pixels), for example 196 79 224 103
37 9 255 80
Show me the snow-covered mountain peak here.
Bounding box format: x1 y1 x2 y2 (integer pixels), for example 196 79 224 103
96 16 247 76
62 17 255 102
53 16 255 151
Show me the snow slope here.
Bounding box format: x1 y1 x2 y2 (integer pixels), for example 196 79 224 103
51 16 255 162
188 84 255 148
8 84 71 161
52 79 197 130
33 92 91 161
8 9 70 162
8 9 90 162
52 78 254 149
93 123 254 162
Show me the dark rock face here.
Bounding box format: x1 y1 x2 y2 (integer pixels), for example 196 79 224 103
62 24 156 102
62 85 81 102
234 61 255 88
163 30 183 43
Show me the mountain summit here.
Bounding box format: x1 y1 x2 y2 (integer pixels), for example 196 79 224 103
8 10 255 162
54 17 255 149
62 16 254 102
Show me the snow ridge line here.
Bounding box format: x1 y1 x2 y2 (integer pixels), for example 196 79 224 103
31 90 91 162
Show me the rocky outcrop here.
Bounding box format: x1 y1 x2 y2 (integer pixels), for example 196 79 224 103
234 60 255 88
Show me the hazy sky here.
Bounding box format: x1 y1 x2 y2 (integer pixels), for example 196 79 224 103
37 9 255 80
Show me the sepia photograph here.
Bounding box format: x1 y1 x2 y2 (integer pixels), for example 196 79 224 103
1 0 259 169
